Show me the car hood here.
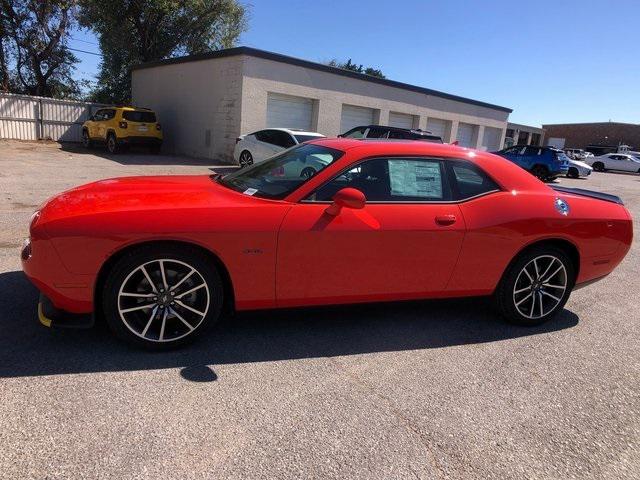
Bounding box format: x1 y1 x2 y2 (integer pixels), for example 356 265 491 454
569 159 593 169
37 175 264 223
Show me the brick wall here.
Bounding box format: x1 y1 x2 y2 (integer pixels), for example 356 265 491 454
542 122 640 149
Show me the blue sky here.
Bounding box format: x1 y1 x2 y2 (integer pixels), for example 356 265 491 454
69 0 640 127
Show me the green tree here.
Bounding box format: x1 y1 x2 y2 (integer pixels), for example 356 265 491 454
328 58 385 78
79 0 247 104
1 0 80 97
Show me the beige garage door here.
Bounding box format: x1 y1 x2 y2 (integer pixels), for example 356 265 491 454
340 105 375 134
457 123 477 148
426 118 448 140
389 112 414 129
481 127 502 152
266 93 314 130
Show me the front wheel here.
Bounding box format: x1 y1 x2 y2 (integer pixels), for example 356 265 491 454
593 162 605 172
494 246 575 326
82 130 93 149
102 245 224 349
106 133 119 154
567 167 579 178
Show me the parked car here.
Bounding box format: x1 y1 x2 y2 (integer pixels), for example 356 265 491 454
566 159 593 178
564 148 587 160
494 145 570 180
340 125 443 143
82 106 162 154
585 153 640 173
23 139 632 349
234 128 324 167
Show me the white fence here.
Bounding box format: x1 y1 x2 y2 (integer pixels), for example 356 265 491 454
0 93 111 142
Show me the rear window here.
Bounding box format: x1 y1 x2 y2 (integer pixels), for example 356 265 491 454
294 135 322 143
122 110 156 122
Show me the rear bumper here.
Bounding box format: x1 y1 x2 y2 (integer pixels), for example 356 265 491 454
118 136 162 147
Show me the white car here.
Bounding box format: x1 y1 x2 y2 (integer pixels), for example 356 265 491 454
586 153 640 174
234 128 325 167
566 159 593 178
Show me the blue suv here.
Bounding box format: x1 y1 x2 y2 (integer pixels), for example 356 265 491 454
494 145 570 181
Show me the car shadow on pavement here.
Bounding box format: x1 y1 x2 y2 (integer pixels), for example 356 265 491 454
0 270 579 380
59 142 222 167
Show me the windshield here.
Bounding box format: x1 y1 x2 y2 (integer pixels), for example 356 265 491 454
219 144 344 199
294 134 323 143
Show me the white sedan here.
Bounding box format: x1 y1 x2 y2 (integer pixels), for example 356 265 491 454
234 128 324 167
586 153 640 173
566 159 593 178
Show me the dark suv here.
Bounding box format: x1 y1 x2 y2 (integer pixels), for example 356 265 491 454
494 145 570 181
340 125 443 143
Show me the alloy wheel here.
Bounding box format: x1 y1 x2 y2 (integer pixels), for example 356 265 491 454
239 151 253 167
117 259 210 343
512 255 567 320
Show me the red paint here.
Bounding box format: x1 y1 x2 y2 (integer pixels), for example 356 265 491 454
22 140 633 314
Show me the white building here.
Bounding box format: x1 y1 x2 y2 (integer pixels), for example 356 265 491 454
132 47 512 163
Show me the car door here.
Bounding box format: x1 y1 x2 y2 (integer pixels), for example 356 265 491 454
619 155 640 172
88 109 105 138
276 157 466 307
96 109 115 140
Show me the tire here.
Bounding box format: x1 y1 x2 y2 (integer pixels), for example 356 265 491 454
567 167 579 178
102 244 224 350
300 167 316 179
494 245 575 326
82 130 93 149
239 150 253 168
106 132 119 154
593 162 605 172
531 165 549 181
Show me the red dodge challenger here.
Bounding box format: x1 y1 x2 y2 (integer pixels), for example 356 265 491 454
22 139 633 349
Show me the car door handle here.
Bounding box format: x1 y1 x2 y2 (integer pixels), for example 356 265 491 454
435 214 457 226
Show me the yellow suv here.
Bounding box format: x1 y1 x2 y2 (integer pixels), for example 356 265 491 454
82 106 163 154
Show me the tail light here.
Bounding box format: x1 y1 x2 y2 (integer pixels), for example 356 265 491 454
119 121 128 129
269 167 285 177
156 123 161 131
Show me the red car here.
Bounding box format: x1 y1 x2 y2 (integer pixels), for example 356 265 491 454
22 139 633 349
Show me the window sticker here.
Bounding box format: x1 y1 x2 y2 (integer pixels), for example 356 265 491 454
388 160 442 198
243 188 258 196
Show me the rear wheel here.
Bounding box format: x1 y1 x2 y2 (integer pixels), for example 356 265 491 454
567 167 579 178
531 165 549 181
593 161 605 172
239 150 253 168
494 245 575 326
106 132 119 154
102 245 224 349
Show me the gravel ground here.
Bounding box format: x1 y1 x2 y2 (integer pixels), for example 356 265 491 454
0 140 638 479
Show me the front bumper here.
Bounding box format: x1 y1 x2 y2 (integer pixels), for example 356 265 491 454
38 293 94 329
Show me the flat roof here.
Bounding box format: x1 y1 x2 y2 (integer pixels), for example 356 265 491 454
542 121 640 127
133 46 512 113
507 122 544 133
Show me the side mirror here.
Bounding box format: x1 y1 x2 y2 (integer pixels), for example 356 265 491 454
325 188 366 216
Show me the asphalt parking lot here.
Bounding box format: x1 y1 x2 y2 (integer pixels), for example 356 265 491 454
0 140 639 479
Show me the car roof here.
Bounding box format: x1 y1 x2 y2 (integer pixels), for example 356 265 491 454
348 124 436 135
262 128 324 136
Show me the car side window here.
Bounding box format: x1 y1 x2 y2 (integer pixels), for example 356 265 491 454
92 109 106 121
524 147 542 156
255 130 273 144
388 129 409 139
448 162 500 200
271 130 296 148
366 127 388 139
308 157 449 202
103 109 116 120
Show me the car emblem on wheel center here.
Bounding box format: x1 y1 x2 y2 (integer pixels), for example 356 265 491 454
554 198 570 216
